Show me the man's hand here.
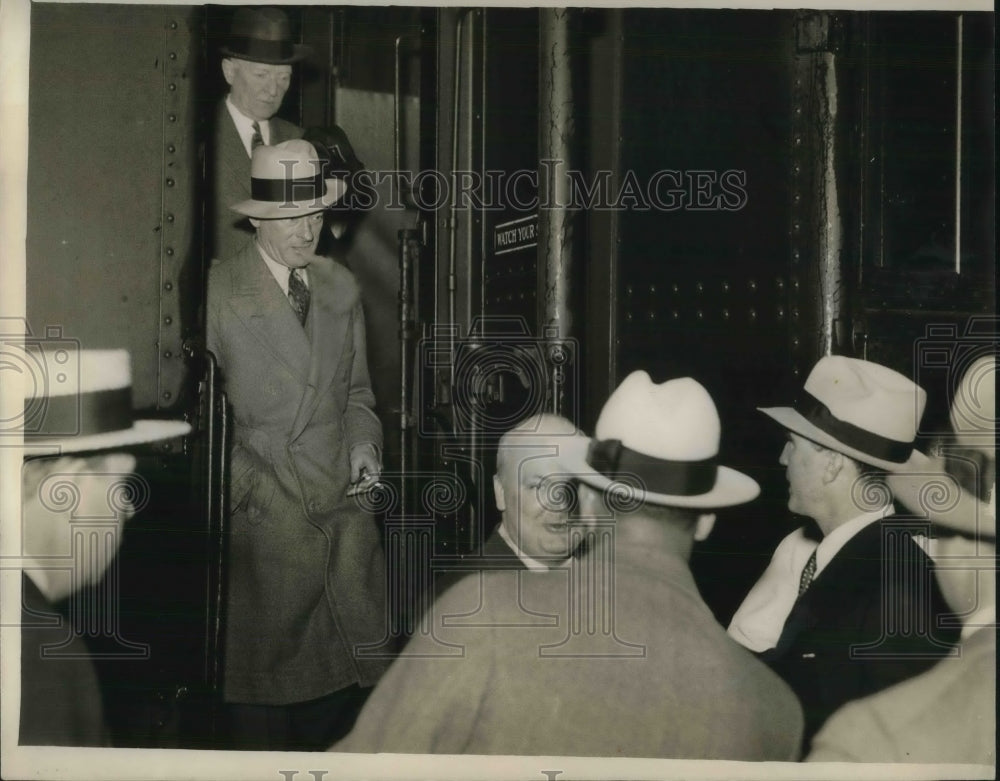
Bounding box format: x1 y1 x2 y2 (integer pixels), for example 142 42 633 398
349 442 381 484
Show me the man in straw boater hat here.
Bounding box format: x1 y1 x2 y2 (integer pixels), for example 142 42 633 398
335 372 803 759
4 345 190 746
207 139 386 750
727 355 960 750
808 354 996 764
211 6 309 261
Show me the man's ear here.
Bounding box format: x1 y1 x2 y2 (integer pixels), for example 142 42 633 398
221 57 237 86
824 451 845 484
249 217 261 229
694 513 716 542
493 474 506 512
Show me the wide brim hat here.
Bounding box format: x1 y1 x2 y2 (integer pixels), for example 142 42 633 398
4 345 191 455
759 355 927 472
231 139 347 219
887 451 995 539
220 7 312 64
563 371 760 509
948 354 996 457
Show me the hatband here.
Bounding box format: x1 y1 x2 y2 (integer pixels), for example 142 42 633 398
801 391 914 465
587 438 717 496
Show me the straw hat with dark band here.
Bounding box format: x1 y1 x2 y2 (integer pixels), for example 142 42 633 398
4 345 190 454
230 140 347 220
564 371 760 508
759 355 927 472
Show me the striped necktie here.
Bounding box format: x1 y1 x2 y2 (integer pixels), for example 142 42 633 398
288 268 310 327
250 120 264 151
798 549 818 597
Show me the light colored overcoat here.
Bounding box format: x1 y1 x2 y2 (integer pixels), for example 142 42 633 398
207 242 388 704
336 536 804 759
808 628 995 764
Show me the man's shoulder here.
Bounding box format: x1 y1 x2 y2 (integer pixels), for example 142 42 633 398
310 255 361 303
208 242 257 287
272 116 304 142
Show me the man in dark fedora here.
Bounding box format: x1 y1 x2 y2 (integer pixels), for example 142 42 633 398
728 355 960 750
7 345 190 746
335 372 803 759
210 6 309 262
207 139 387 750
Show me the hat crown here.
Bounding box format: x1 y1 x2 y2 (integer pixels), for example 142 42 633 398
249 139 322 182
230 7 293 45
804 356 926 445
949 355 996 453
595 372 720 461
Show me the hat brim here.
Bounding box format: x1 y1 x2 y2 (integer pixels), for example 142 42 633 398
758 406 916 473
560 437 760 509
887 451 996 538
230 177 347 219
25 419 191 456
220 43 312 65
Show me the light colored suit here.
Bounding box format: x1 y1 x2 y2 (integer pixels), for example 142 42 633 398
335 536 804 759
207 242 388 705
807 628 995 764
209 102 303 262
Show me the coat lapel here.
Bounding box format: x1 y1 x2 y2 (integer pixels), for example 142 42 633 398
288 257 355 441
228 244 311 385
219 107 251 199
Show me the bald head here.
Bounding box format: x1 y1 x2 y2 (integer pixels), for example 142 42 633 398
493 414 587 559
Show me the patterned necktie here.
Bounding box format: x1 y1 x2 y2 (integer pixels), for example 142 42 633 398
287 268 310 327
798 549 818 597
250 120 264 151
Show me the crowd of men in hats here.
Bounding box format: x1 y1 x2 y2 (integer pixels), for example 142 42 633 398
10 4 995 767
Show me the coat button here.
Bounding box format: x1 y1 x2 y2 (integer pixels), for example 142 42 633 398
308 500 317 512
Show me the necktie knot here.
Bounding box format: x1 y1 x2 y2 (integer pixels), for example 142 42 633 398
288 268 310 327
251 120 264 151
798 549 818 597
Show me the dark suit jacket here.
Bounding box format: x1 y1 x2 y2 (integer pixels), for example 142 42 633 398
764 518 960 748
207 242 388 704
209 101 303 262
19 575 109 746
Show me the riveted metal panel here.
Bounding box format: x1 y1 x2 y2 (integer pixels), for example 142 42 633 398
26 4 202 418
614 9 800 621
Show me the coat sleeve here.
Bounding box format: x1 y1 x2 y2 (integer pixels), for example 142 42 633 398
331 594 495 754
342 298 383 453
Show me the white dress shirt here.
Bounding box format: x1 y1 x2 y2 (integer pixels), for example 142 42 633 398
226 95 270 157
728 505 892 652
257 242 308 295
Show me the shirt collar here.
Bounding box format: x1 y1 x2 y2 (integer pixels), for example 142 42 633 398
497 523 559 572
256 242 308 296
226 95 269 156
815 504 892 575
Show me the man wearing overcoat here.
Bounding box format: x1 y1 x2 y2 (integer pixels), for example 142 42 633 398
207 139 388 750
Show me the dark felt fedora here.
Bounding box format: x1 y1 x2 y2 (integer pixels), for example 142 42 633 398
221 7 312 65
